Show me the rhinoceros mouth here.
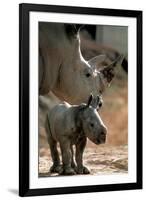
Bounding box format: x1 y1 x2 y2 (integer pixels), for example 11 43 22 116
96 136 106 145
88 136 106 145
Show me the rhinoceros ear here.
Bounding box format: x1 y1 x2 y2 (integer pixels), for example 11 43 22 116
107 54 124 68
88 55 106 69
99 54 124 84
87 94 93 107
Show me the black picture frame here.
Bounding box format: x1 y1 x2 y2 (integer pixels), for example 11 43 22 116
19 3 143 197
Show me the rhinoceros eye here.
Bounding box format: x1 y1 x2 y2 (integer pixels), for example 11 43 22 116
90 123 94 127
99 102 102 108
86 73 91 77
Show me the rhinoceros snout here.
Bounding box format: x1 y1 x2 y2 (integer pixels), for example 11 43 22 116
97 126 107 144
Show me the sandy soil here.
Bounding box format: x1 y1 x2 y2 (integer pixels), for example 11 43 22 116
39 143 128 177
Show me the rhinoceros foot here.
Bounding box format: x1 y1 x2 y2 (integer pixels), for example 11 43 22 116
50 164 62 174
75 166 90 174
60 166 76 175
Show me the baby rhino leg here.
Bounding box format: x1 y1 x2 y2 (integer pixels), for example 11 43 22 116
60 139 76 175
45 121 62 174
49 139 62 174
71 145 76 169
75 137 90 174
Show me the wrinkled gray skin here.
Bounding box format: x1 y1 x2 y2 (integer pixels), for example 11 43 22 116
39 23 123 104
45 95 107 175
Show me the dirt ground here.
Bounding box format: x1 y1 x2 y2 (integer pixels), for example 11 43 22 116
39 67 128 177
39 144 128 177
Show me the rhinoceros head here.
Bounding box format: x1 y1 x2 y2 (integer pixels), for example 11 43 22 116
78 94 107 145
56 53 123 104
51 24 124 104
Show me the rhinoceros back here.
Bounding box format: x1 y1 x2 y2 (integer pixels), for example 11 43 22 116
47 102 71 140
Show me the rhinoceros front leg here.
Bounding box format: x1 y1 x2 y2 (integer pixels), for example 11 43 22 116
49 140 62 174
75 137 90 174
59 139 76 175
70 145 76 169
45 121 62 174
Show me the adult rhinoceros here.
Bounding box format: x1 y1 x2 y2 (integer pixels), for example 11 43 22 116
39 22 123 104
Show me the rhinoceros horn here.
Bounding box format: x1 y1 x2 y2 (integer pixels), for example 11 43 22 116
65 24 84 38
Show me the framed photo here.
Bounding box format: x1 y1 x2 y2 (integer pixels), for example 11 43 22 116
19 3 142 197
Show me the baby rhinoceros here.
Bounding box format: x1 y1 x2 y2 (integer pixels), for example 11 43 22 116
45 94 107 175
